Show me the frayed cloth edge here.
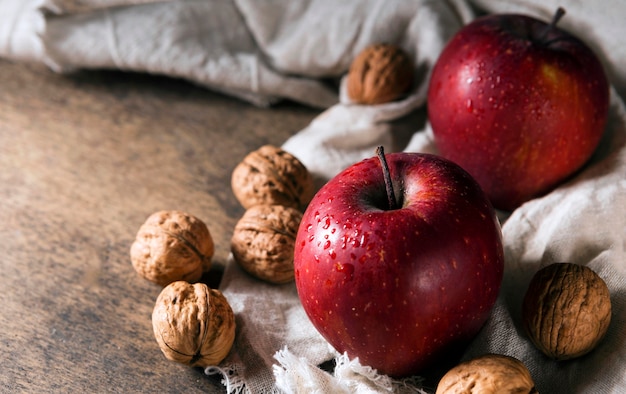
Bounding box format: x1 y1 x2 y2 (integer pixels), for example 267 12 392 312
205 364 249 394
273 346 430 394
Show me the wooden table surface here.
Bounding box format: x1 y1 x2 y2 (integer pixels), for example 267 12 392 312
0 59 319 393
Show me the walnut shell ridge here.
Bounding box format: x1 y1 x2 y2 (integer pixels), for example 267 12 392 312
152 281 235 368
231 145 314 212
346 43 414 105
130 210 214 287
522 262 611 360
436 354 538 394
231 204 302 284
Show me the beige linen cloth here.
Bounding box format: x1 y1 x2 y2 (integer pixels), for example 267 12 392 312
2 1 624 392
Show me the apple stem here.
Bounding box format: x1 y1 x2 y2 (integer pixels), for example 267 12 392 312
376 146 398 210
539 7 566 41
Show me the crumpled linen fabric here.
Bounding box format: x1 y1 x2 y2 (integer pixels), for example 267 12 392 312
2 1 625 393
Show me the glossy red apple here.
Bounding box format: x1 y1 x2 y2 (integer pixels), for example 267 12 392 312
293 147 504 377
427 8 609 211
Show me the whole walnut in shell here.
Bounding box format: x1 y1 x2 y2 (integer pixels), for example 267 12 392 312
346 43 414 105
436 354 538 394
522 262 611 360
130 210 214 287
152 281 235 367
231 204 302 284
231 145 314 211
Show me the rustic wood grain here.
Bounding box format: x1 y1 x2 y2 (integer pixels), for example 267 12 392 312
0 60 319 393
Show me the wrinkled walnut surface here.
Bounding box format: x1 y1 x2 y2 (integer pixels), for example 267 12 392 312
522 262 612 360
130 210 214 287
231 145 314 211
152 281 235 368
231 204 302 284
346 43 414 105
436 354 538 394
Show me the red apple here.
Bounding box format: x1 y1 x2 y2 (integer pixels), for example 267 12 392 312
427 8 609 211
293 147 504 377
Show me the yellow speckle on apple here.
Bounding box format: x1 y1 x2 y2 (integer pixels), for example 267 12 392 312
541 63 564 87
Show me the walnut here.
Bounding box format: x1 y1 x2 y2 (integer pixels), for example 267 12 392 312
231 204 302 284
436 354 538 394
346 43 414 105
522 262 611 360
130 210 214 287
152 281 235 367
231 145 314 211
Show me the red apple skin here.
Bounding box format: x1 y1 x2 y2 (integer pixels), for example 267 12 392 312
294 152 504 377
427 12 609 211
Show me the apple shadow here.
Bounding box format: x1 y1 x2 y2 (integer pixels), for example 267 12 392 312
389 106 429 152
389 63 430 153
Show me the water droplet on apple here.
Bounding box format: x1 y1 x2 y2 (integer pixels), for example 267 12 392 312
323 240 331 249
466 99 474 112
329 249 337 259
322 217 331 229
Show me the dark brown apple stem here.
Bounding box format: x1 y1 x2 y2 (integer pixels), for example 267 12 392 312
550 7 566 27
539 7 566 41
376 146 398 210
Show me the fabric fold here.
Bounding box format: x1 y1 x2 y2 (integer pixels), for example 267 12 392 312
0 0 47 62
